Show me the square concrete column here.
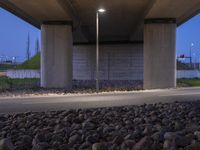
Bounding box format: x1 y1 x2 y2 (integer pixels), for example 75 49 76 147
144 19 176 89
41 21 73 89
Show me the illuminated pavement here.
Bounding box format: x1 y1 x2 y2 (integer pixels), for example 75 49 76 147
1 87 200 113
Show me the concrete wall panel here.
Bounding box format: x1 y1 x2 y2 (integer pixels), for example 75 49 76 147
73 44 143 80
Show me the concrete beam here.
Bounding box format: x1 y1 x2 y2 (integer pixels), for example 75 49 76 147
144 18 176 89
177 4 200 26
0 0 40 28
130 0 157 41
146 0 200 25
41 22 73 89
1 0 200 43
56 0 80 29
52 0 89 43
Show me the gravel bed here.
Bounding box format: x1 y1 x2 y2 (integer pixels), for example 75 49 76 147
0 88 143 98
0 101 200 150
0 89 77 98
0 80 143 98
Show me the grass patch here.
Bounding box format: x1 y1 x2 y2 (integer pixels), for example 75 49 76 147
177 78 200 87
0 77 40 91
0 64 16 71
16 53 40 70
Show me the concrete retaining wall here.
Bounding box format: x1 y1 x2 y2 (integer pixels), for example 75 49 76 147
6 70 40 79
73 44 143 80
7 70 200 80
177 70 200 79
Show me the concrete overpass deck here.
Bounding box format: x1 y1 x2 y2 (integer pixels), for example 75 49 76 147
0 0 200 89
0 0 200 42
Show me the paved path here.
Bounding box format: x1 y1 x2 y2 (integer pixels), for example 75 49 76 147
1 87 200 113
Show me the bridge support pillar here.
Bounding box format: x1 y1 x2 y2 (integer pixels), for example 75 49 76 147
144 19 176 89
41 21 73 89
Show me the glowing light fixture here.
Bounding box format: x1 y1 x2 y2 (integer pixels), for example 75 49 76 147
98 8 106 13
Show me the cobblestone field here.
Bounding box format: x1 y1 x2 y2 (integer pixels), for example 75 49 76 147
0 101 200 150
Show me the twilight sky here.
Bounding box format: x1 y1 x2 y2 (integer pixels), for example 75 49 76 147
0 8 40 62
0 8 200 62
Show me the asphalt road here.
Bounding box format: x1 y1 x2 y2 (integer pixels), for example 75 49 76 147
1 87 200 114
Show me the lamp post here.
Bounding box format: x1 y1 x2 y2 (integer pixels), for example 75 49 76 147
190 43 194 68
96 8 106 92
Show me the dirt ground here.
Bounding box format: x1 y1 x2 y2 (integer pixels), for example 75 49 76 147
0 72 6 77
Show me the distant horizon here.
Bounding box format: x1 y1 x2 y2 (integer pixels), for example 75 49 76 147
0 8 200 63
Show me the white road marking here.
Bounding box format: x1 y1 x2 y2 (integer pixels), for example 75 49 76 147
159 92 200 97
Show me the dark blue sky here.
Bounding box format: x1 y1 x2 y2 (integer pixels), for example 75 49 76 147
0 8 200 62
0 8 40 62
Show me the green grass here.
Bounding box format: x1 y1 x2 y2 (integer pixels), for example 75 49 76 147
16 53 40 70
1 77 200 92
177 61 192 70
0 64 16 71
0 77 40 91
0 53 40 71
177 78 200 87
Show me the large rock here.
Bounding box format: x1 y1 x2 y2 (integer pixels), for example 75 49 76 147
112 135 124 145
121 140 135 150
163 140 170 149
194 131 200 141
151 131 164 142
0 138 15 150
21 135 33 146
82 121 96 130
132 136 153 150
68 134 81 145
176 135 192 147
185 142 200 150
164 132 176 141
92 143 108 150
32 133 46 147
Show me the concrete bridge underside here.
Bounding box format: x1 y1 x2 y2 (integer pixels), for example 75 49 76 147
1 0 200 89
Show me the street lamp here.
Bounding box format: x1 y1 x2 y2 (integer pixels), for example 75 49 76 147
190 43 194 68
96 8 106 92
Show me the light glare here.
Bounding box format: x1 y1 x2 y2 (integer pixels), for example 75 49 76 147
98 9 106 13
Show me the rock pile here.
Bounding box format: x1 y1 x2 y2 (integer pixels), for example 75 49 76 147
0 101 200 150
